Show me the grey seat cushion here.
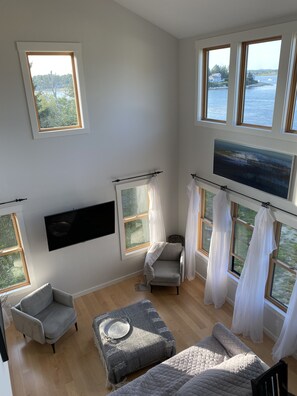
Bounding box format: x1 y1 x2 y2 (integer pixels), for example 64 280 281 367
158 243 182 261
151 260 181 285
35 302 77 340
20 283 53 317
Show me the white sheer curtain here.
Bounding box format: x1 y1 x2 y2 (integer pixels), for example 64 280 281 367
232 206 276 343
148 176 166 243
272 274 297 360
185 179 200 280
204 190 232 309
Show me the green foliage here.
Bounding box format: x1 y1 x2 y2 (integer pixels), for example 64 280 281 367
210 64 229 80
245 71 258 86
32 73 78 129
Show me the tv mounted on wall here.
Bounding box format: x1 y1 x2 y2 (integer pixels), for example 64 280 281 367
45 201 115 251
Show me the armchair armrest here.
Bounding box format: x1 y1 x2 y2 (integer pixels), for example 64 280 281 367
180 248 185 282
53 288 74 308
11 305 45 344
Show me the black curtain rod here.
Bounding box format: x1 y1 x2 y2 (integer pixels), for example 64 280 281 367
191 173 297 217
113 171 163 183
0 198 27 206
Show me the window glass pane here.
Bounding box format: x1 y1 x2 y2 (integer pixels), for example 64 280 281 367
121 185 149 218
124 218 149 250
204 191 215 221
242 39 281 127
237 205 256 225
27 53 80 130
292 102 297 131
232 256 244 275
234 223 253 260
277 224 297 268
0 252 26 290
0 215 18 249
271 264 295 307
202 222 212 252
205 47 230 121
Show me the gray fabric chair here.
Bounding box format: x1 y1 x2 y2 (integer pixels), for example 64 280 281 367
149 243 184 295
11 283 77 353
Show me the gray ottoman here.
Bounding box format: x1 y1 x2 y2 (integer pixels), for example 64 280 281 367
92 299 176 387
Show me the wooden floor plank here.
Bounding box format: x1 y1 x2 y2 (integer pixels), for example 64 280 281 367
5 275 297 395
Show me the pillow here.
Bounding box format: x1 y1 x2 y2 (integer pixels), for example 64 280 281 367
20 283 53 317
212 322 251 357
176 353 265 396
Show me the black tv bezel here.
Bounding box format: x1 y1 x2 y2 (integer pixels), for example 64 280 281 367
44 201 115 251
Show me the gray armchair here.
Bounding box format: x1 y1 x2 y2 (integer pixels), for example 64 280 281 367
11 283 77 353
149 243 184 295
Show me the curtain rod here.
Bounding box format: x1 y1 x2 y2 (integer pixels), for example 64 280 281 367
113 171 163 183
0 198 27 206
191 173 297 217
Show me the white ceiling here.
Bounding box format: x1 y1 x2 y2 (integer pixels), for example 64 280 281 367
113 0 297 39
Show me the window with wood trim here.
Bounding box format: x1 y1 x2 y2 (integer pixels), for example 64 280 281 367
116 180 150 259
230 203 256 276
0 213 30 293
202 45 230 123
237 37 282 129
285 47 297 133
198 188 297 313
17 42 88 139
267 223 297 309
198 189 215 254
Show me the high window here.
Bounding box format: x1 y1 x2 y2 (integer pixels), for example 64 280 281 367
17 42 88 139
0 212 30 293
202 45 230 123
198 188 297 312
116 180 150 259
237 37 282 128
286 48 297 133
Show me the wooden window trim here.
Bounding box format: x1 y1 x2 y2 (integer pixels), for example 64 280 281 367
201 44 230 123
285 45 297 133
237 36 282 129
25 51 82 133
0 213 30 293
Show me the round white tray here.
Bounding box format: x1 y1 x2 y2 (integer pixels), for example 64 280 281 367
103 318 130 339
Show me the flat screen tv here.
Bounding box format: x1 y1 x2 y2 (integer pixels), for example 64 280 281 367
45 201 115 251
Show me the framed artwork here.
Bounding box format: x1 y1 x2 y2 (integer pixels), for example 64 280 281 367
213 140 295 199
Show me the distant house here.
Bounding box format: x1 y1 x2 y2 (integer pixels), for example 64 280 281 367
209 72 222 82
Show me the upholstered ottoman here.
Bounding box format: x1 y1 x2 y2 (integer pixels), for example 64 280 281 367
92 299 176 387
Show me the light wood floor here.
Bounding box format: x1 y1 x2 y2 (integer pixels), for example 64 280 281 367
6 275 297 395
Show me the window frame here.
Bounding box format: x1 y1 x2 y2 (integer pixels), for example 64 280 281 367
0 205 31 294
236 36 282 130
285 43 297 133
197 186 297 313
201 44 231 124
17 42 89 139
116 179 150 260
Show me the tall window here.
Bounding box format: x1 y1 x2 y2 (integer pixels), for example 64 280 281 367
17 42 88 139
116 180 150 259
198 190 215 254
202 45 230 122
198 188 297 312
0 213 30 293
286 48 297 133
237 37 282 128
230 204 256 275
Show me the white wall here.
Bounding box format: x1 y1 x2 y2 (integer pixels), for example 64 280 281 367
178 22 297 341
0 360 12 396
0 0 179 300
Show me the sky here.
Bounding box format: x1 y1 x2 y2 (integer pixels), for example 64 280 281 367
209 39 281 70
27 54 73 76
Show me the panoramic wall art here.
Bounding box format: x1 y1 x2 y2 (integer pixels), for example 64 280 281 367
213 140 294 199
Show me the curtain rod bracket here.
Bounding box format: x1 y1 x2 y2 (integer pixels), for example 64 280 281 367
220 185 228 191
262 202 270 208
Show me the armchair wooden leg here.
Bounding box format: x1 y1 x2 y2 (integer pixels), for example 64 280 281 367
75 322 78 331
23 334 26 338
177 286 179 295
51 343 56 354
150 285 153 293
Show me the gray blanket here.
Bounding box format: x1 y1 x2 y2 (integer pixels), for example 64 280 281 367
92 299 176 386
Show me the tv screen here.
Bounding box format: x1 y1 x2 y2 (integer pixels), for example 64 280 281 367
45 201 115 251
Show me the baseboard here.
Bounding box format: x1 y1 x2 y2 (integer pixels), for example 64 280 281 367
73 269 143 298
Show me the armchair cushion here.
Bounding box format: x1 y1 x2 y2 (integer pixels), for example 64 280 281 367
151 261 181 285
35 302 77 340
20 283 53 317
